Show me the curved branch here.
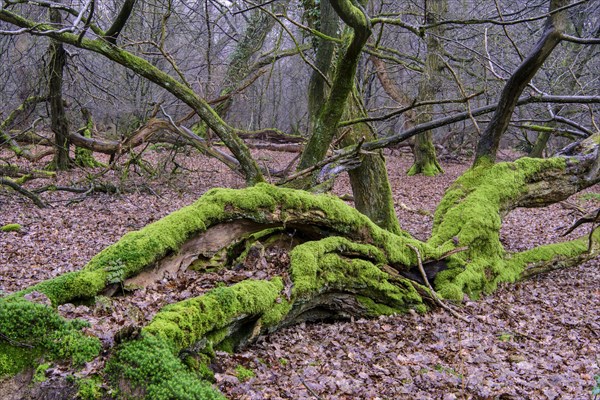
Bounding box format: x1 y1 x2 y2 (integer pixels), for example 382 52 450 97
560 33 600 44
0 177 46 208
474 0 570 165
103 0 136 44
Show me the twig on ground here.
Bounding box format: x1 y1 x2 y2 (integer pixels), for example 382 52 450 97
407 244 470 322
0 177 46 208
301 378 324 400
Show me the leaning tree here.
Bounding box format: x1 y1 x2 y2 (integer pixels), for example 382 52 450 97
0 0 599 398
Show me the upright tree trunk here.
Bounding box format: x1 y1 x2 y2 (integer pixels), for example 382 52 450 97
341 94 402 234
407 0 445 176
307 0 339 134
304 0 400 233
297 0 372 172
529 130 551 158
217 5 278 118
48 6 70 170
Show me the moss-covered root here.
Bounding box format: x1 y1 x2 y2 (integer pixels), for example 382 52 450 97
10 183 428 307
429 157 598 300
511 228 600 279
107 279 285 399
0 298 101 377
406 159 444 177
407 134 444 177
105 236 436 398
289 237 428 315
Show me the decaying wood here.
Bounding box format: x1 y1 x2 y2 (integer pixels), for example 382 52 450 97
125 220 270 288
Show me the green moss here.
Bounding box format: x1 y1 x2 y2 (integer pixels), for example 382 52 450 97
0 343 40 377
10 183 424 307
506 230 597 274
429 157 585 299
356 296 403 316
234 365 255 382
106 334 225 400
407 157 444 177
74 114 105 168
182 353 215 382
579 193 600 202
0 298 100 377
105 275 286 398
76 377 103 400
12 270 108 306
1 223 21 232
290 237 425 313
144 278 284 350
33 362 50 383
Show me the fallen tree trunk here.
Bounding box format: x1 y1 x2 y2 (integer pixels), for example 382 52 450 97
1 144 599 398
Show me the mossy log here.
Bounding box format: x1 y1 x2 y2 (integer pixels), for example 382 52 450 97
1 154 599 398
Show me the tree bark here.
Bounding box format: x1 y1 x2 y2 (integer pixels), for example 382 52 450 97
103 0 137 44
307 0 339 134
340 92 402 234
296 0 372 172
302 1 400 233
407 0 445 176
48 6 70 170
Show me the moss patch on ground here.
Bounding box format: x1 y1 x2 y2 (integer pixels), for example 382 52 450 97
0 223 21 232
0 298 100 377
106 334 225 400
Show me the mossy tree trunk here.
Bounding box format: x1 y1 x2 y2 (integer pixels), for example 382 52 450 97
296 0 372 172
341 93 402 234
407 0 445 176
307 0 339 135
217 3 279 118
48 5 70 171
301 0 400 234
528 129 552 158
74 108 105 168
2 1 600 398
2 141 600 397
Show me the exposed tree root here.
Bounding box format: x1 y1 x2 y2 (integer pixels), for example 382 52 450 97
1 152 599 398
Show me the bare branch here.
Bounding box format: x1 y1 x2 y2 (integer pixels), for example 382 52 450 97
103 0 136 44
560 33 600 44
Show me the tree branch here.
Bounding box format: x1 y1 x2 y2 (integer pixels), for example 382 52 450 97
103 0 136 44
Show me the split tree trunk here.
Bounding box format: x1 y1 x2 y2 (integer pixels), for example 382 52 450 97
301 0 400 233
1 138 599 397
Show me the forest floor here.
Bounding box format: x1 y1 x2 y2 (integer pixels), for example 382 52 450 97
1 146 599 399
